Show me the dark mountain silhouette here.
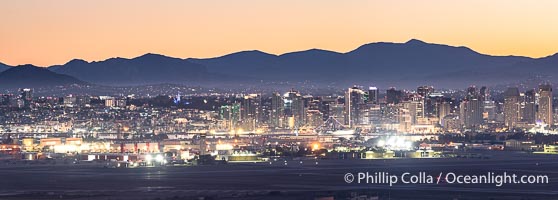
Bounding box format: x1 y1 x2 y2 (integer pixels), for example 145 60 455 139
0 62 10 72
505 53 558 73
340 40 536 87
189 39 537 87
345 39 529 76
0 65 86 89
50 53 216 85
7 39 551 88
187 50 277 75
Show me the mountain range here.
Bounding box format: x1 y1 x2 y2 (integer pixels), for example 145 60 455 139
48 53 215 85
1 39 557 89
0 65 84 89
0 62 10 72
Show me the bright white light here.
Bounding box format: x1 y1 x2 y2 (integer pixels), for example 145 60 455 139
377 140 385 147
216 144 234 150
396 138 405 147
380 136 414 150
404 141 412 149
387 138 397 146
155 154 164 162
145 154 153 161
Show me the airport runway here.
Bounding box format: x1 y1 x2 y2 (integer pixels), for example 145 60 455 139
1 151 557 200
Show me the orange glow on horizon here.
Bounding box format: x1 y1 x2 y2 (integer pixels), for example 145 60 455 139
1 0 558 66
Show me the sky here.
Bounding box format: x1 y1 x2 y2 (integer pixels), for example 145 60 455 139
1 0 558 67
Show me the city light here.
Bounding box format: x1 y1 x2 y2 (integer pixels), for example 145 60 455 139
145 154 153 161
378 137 413 150
155 154 164 162
2 1 558 199
312 143 320 151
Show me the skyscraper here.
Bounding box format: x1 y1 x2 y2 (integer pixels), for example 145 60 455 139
20 88 33 108
367 103 382 127
386 88 403 104
368 87 379 104
466 86 478 99
270 92 284 129
425 93 444 117
522 89 536 124
483 100 497 123
241 94 262 130
460 86 483 128
460 99 483 128
479 86 490 101
401 94 424 125
220 103 241 130
537 84 553 125
439 101 452 124
345 86 366 127
283 89 305 128
319 96 337 121
504 87 521 128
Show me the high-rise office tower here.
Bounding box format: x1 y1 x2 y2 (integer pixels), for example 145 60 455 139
398 103 412 132
367 103 382 127
367 87 379 104
345 86 366 127
270 92 284 129
386 88 403 104
319 96 337 121
537 84 553 125
460 99 483 128
460 86 483 128
504 87 521 128
522 89 536 124
401 94 424 125
20 88 33 108
483 100 497 122
439 101 452 124
466 86 478 99
283 89 305 128
220 103 241 130
479 86 495 123
479 86 490 101
241 94 262 130
425 93 444 117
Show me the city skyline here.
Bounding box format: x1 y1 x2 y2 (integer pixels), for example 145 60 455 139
1 0 558 66
3 2 558 199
